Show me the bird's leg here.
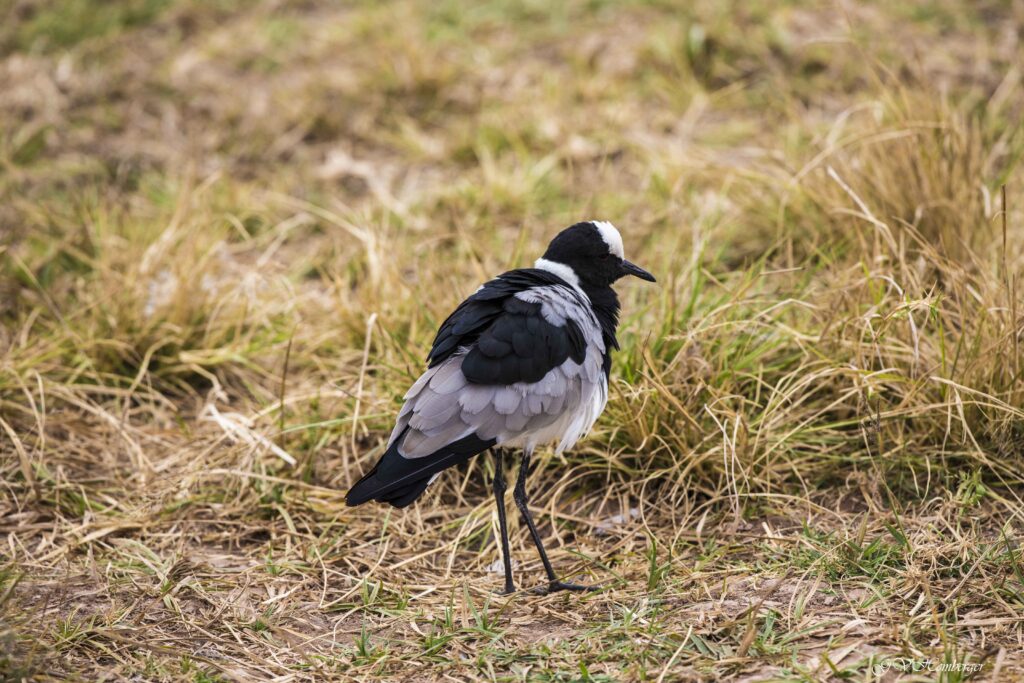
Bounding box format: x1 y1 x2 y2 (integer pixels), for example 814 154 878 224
492 449 515 595
513 450 598 594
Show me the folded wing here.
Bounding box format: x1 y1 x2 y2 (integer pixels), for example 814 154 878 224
346 275 606 508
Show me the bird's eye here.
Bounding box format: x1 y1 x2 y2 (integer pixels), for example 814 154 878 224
599 253 611 260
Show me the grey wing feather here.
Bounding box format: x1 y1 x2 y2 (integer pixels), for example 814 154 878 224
492 387 522 415
429 361 468 394
457 384 494 415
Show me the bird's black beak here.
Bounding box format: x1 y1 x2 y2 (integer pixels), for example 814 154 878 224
621 259 656 282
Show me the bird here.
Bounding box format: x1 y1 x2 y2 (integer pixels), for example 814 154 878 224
345 220 655 594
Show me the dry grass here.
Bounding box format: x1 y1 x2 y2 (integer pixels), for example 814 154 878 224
2 0 1024 680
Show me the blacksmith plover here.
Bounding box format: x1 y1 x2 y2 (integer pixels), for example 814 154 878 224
346 221 655 593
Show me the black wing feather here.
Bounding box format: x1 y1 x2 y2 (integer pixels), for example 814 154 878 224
428 269 588 386
460 296 585 385
429 269 580 364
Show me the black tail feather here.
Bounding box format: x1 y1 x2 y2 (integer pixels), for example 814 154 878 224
345 432 496 508
344 465 386 507
345 465 433 508
381 478 435 508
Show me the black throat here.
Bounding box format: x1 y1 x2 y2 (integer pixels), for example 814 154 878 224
580 282 621 375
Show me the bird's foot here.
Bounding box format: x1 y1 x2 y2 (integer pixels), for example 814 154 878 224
497 583 516 596
532 580 599 595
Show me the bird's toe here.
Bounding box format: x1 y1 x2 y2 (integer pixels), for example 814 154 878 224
532 580 599 595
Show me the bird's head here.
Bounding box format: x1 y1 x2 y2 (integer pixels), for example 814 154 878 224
535 221 656 290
